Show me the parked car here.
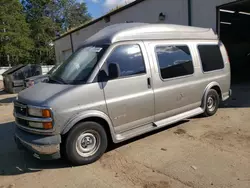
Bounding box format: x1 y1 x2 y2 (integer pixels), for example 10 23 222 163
14 23 231 165
25 65 59 88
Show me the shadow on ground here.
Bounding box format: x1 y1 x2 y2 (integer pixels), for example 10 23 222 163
0 120 189 176
220 83 250 108
0 90 16 105
0 122 70 176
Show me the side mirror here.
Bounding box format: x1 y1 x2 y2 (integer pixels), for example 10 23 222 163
108 63 120 80
97 70 108 82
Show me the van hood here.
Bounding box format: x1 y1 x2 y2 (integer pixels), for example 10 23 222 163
18 82 74 106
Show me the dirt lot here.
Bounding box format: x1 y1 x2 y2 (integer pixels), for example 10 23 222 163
0 81 249 188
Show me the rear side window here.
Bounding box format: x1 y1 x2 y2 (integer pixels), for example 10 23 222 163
198 45 224 72
155 45 194 79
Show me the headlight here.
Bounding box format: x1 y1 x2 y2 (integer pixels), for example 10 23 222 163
28 107 52 118
29 122 43 129
29 122 53 129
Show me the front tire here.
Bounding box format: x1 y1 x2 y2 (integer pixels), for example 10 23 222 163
203 89 220 117
64 121 108 165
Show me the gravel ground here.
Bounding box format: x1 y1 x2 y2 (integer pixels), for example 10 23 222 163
0 83 249 188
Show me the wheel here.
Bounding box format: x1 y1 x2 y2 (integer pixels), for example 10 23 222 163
203 89 219 117
64 121 108 165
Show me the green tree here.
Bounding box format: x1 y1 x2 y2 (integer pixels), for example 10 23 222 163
22 0 60 64
0 0 34 66
22 0 91 64
56 0 91 32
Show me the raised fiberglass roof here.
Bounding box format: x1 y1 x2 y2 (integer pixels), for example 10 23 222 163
83 23 218 45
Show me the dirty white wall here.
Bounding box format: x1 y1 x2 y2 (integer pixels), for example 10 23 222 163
55 0 189 63
54 35 72 64
71 0 189 50
55 0 239 63
0 67 10 80
191 0 236 31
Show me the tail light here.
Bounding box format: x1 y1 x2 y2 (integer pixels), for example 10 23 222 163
220 42 230 64
225 48 230 63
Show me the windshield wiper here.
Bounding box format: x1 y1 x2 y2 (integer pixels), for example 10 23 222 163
49 76 66 84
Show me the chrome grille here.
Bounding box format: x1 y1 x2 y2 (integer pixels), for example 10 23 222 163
14 102 27 116
16 118 29 127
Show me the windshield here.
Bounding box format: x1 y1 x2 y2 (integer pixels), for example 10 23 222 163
47 64 60 75
50 45 108 84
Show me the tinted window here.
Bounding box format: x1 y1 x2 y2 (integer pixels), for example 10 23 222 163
106 44 146 78
198 45 224 72
156 46 194 79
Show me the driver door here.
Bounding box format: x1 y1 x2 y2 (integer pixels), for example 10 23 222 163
100 42 154 134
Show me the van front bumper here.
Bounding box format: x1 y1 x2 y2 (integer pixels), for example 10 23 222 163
14 127 61 160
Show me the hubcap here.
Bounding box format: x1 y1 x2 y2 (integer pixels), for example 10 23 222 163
76 130 100 157
207 96 216 112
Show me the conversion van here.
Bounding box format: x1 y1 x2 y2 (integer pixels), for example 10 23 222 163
14 23 231 165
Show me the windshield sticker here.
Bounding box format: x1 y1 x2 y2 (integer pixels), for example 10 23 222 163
85 47 103 53
75 63 80 69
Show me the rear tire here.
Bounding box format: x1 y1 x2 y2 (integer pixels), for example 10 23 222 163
203 89 219 117
64 121 108 165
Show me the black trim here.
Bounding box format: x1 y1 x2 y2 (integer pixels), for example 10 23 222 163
216 0 248 9
54 0 146 41
70 33 74 52
216 6 219 35
188 0 192 26
215 0 248 38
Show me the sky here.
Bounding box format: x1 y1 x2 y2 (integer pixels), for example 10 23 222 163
83 0 136 18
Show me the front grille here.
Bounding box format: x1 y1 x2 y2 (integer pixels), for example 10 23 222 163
16 118 29 127
14 102 27 116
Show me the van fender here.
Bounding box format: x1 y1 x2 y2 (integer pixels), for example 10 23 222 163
201 82 221 110
61 110 116 142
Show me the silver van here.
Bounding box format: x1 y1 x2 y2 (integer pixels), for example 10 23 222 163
14 23 231 165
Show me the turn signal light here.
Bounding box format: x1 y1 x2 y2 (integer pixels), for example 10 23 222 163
42 109 51 118
43 122 53 129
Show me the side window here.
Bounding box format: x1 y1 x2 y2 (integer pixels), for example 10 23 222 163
198 45 224 72
106 44 146 78
155 45 194 79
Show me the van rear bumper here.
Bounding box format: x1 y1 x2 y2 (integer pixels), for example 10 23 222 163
14 127 61 160
222 89 232 101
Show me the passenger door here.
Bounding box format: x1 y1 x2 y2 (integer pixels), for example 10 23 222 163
146 42 201 121
100 42 154 133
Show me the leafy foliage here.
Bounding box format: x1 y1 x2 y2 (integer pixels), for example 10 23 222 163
22 0 60 64
55 0 91 32
1 0 91 66
0 0 34 66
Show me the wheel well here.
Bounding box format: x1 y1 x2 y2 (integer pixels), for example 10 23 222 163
211 85 222 99
77 117 113 143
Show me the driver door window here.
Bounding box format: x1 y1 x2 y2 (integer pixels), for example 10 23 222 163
104 44 146 79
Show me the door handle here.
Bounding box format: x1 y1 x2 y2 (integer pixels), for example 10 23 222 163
147 77 151 89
